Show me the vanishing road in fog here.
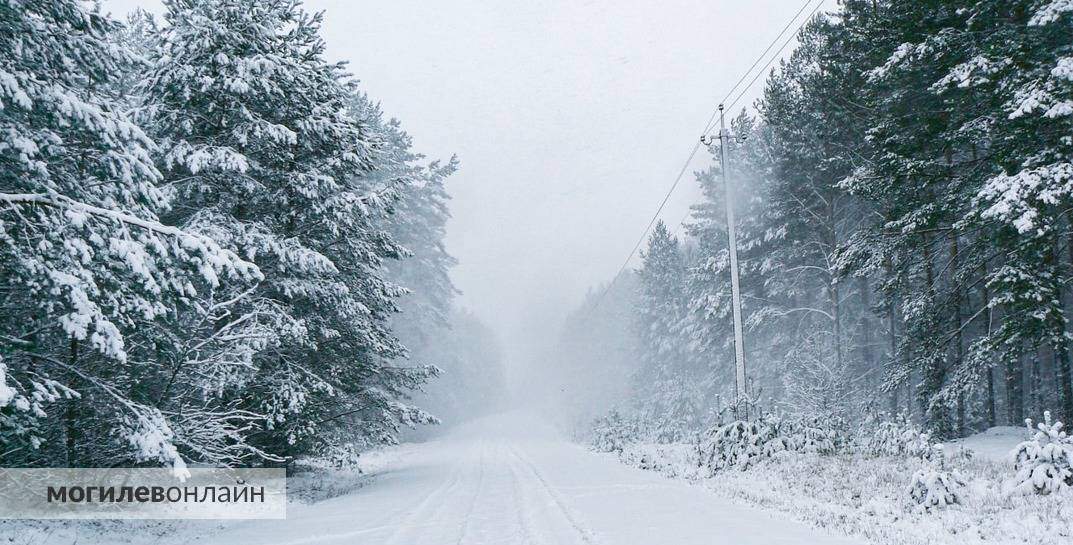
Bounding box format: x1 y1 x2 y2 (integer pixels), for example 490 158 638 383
180 414 860 545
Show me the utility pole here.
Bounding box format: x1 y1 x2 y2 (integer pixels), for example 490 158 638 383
703 104 748 415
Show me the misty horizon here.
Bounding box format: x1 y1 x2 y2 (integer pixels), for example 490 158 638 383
3 1 1071 544
101 0 823 388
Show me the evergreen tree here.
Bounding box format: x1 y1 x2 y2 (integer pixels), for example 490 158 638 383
964 0 1073 424
354 95 506 428
0 0 258 470
634 221 700 437
140 0 434 463
629 0 1073 439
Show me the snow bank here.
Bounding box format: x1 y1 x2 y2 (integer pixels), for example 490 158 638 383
0 444 413 544
603 426 1073 545
947 426 1030 463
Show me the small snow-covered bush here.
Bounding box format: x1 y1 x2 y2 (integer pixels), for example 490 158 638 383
589 410 642 453
1008 411 1073 495
855 412 929 458
906 442 964 511
907 465 964 511
787 417 842 453
618 443 697 478
695 418 774 474
645 413 703 444
695 414 842 475
590 409 700 453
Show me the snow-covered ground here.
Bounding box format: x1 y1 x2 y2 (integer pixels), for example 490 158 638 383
946 426 1031 463
1 413 862 545
610 426 1072 545
8 418 1065 545
183 413 863 545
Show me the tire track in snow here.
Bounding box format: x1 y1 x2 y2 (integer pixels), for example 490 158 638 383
382 444 471 545
505 445 539 545
454 440 488 544
508 444 602 545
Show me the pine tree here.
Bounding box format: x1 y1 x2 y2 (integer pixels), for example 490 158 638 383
1009 411 1073 495
361 94 460 372
634 221 701 438
575 0 1073 445
754 12 882 416
140 0 434 463
553 274 643 423
964 1 1073 425
683 113 772 410
354 95 506 426
0 0 259 471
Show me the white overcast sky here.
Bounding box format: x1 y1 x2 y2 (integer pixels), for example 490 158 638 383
104 0 834 375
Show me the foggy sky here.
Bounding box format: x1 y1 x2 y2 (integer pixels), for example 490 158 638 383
105 0 832 384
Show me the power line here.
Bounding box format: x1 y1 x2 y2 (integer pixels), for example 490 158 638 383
704 0 819 134
671 207 694 239
724 0 825 113
587 0 825 315
593 138 703 310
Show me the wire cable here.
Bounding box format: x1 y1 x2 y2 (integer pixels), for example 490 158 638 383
703 0 819 135
590 139 703 314
724 0 825 113
587 0 826 316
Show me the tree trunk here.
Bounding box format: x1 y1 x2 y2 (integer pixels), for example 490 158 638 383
830 280 844 370
858 276 876 391
1053 344 1073 423
887 292 899 414
981 262 997 427
951 235 965 436
1052 236 1073 423
65 338 80 466
1032 350 1043 417
920 232 949 436
1006 352 1024 426
986 366 997 427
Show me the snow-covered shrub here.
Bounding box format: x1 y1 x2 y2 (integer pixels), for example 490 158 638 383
695 414 842 475
907 431 937 461
1008 411 1073 495
589 410 642 453
590 409 701 453
696 417 780 474
301 442 364 471
907 443 964 511
856 412 929 458
907 465 964 511
786 417 843 454
781 332 857 418
618 443 697 478
645 410 703 445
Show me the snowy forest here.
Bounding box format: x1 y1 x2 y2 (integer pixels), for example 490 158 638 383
556 0 1073 443
0 0 505 472
3 0 1073 544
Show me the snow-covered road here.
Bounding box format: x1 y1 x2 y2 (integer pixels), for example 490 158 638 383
187 414 861 545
